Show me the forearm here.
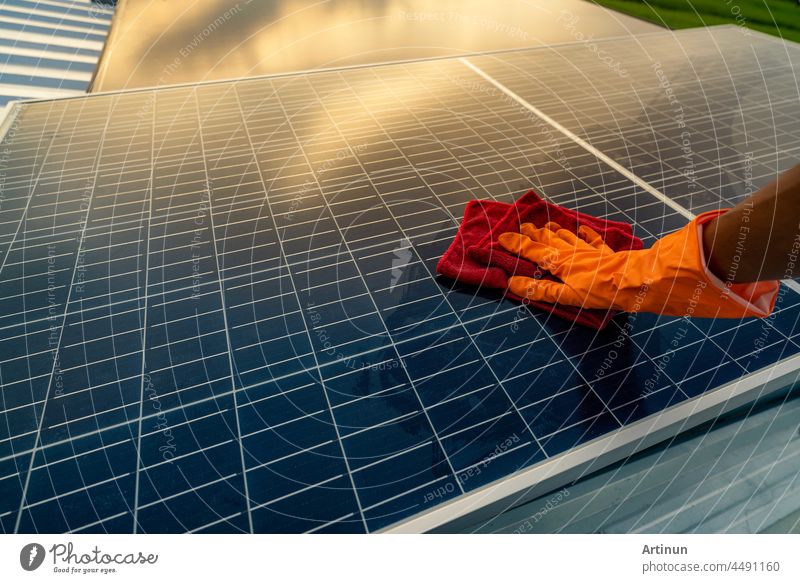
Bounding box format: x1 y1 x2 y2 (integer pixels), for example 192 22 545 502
702 163 800 283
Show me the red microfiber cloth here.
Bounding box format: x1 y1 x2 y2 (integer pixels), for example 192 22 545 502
436 189 643 330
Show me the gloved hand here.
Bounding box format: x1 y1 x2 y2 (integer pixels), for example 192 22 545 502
498 210 779 318
467 221 562 282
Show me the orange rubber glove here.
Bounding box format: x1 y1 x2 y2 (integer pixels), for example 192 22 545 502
497 210 780 318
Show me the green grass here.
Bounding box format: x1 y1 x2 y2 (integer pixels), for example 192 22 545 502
590 0 800 44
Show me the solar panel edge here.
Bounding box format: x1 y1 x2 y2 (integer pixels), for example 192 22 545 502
0 100 22 143
9 25 741 108
381 350 800 533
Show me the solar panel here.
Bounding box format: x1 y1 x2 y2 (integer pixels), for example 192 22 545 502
1 25 799 534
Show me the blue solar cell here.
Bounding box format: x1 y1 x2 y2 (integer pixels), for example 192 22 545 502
2 27 800 534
